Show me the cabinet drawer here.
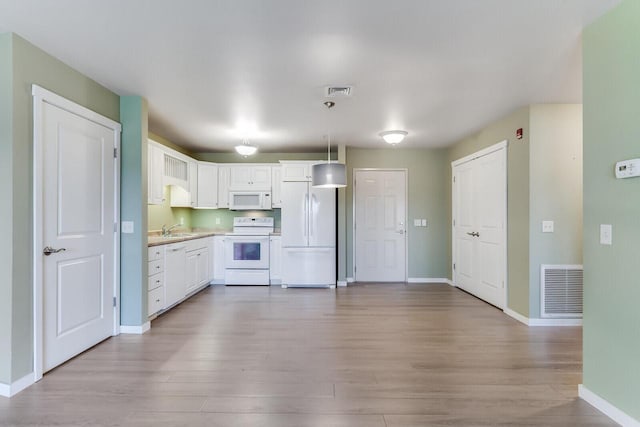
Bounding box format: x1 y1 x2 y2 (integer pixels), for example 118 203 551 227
148 272 164 291
148 259 163 276
148 246 164 262
148 286 165 316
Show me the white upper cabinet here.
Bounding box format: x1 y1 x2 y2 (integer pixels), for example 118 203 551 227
170 160 197 207
147 141 165 205
196 162 218 209
229 165 272 190
218 166 231 208
271 166 282 208
281 161 314 182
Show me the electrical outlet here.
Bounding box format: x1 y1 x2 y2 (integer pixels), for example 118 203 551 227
422 219 427 227
179 217 184 225
600 224 612 245
542 221 554 233
215 217 221 225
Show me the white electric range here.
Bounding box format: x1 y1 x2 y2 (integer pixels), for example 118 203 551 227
224 217 274 285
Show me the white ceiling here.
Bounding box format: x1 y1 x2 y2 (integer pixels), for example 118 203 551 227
0 0 619 153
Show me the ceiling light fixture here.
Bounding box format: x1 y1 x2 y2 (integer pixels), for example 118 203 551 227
312 101 347 188
379 130 408 145
235 139 257 157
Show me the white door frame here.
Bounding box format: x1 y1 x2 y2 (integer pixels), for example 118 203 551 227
352 168 408 282
32 85 121 381
451 140 508 307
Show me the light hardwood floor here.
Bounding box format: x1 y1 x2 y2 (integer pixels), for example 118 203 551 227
0 284 615 426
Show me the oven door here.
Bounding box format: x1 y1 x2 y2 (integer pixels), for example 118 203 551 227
225 236 270 269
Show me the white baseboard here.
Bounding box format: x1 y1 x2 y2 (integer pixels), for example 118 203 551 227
529 318 582 326
337 281 348 287
120 321 151 334
579 384 640 427
504 308 583 327
0 373 35 398
407 277 451 284
346 277 355 283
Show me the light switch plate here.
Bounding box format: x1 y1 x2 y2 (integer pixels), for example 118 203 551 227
600 224 612 245
542 221 554 233
121 221 134 234
414 219 421 227
422 219 427 227
215 217 221 225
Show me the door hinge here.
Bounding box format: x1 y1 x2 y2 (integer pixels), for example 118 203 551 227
453 219 456 226
114 222 118 233
113 147 118 158
113 297 117 307
453 176 456 183
453 263 456 271
354 266 357 273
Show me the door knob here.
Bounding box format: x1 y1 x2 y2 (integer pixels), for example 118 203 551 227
43 246 66 256
466 232 480 237
396 230 405 234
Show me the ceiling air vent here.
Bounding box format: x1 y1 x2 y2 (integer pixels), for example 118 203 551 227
325 86 353 97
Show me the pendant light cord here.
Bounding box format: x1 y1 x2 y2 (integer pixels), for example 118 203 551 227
324 101 335 163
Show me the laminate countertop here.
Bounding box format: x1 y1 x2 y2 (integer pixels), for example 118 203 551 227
147 230 281 247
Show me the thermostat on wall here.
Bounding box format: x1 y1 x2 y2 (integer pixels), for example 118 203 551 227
615 158 640 179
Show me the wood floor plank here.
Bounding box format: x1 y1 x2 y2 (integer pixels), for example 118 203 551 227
0 283 614 426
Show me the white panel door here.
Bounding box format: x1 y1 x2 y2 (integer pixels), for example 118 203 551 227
42 102 116 373
354 170 406 282
453 146 506 309
309 186 336 247
281 181 309 247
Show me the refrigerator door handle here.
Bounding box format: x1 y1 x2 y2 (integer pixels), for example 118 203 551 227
310 193 316 237
304 193 309 237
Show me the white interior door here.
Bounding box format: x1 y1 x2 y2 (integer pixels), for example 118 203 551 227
354 170 407 282
40 100 117 373
453 144 506 309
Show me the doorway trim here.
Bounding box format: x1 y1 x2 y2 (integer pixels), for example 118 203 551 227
352 168 408 282
451 140 508 308
32 85 121 381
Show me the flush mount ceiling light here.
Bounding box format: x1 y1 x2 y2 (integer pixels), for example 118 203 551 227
235 139 257 157
379 130 408 145
312 101 347 189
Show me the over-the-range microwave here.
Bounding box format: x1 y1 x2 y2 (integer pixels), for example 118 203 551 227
228 191 272 210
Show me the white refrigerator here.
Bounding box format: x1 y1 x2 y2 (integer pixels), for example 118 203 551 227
281 181 336 287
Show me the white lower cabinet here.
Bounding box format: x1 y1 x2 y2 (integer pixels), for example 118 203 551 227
148 236 218 318
185 239 210 295
147 246 165 316
270 236 281 284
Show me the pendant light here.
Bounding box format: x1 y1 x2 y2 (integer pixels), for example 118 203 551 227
312 101 347 188
235 139 257 157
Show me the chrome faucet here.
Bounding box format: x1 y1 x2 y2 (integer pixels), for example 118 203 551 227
161 223 181 237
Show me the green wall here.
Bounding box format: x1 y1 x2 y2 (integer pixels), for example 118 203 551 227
582 0 640 420
120 96 148 327
0 33 119 384
447 107 531 315
0 33 13 386
345 147 449 279
528 104 583 318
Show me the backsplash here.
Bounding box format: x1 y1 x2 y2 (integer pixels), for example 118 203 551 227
192 208 281 231
147 187 192 231
148 187 281 231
